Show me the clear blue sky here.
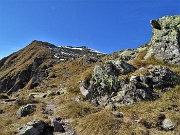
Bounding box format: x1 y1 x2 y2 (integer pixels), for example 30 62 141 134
0 0 180 59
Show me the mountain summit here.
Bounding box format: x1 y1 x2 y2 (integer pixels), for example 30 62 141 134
0 40 104 94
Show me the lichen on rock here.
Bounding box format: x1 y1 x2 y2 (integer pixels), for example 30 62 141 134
145 15 180 65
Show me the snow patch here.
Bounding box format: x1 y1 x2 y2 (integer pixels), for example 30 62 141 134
54 54 60 59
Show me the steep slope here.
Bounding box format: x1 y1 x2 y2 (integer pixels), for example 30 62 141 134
0 40 103 94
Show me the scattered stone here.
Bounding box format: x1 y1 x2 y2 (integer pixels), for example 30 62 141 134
161 118 175 131
113 112 123 118
17 104 36 117
0 109 4 114
73 96 82 102
47 90 56 96
29 93 47 98
157 113 175 131
80 86 89 97
167 105 179 111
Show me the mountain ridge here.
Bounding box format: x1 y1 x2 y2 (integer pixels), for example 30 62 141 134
0 40 104 94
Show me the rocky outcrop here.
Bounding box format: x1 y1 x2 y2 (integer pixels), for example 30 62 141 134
145 16 180 65
80 62 179 107
17 104 36 117
80 60 136 100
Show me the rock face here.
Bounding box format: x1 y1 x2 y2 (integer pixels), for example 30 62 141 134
145 16 180 64
18 120 45 135
80 61 160 106
17 104 36 117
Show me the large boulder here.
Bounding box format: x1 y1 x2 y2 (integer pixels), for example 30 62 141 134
145 16 180 65
17 104 36 117
148 66 179 90
80 60 135 101
18 120 45 135
120 82 158 105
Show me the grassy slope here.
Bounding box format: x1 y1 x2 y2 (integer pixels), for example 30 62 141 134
0 48 180 135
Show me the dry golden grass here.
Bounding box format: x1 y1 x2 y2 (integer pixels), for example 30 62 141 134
55 101 100 119
75 110 122 135
116 85 180 134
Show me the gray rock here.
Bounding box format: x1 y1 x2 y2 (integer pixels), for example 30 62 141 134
105 102 116 111
47 90 56 96
145 16 180 65
121 82 158 105
80 86 89 97
111 95 123 102
80 61 165 107
51 118 65 133
80 60 134 102
18 120 45 135
80 64 122 100
119 49 137 61
113 112 123 118
98 95 110 106
148 66 179 90
161 118 175 130
17 104 36 117
111 60 136 75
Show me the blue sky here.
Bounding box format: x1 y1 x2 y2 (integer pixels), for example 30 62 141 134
0 0 180 59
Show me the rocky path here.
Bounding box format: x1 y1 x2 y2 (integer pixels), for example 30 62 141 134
44 99 76 135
